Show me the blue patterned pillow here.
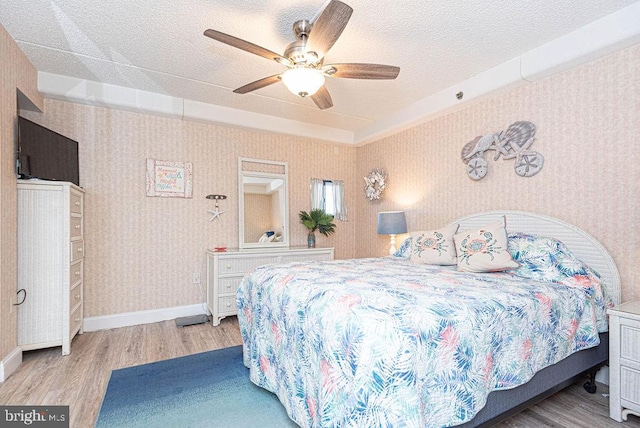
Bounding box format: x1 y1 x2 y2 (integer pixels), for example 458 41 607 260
507 232 612 331
393 237 412 259
508 232 592 285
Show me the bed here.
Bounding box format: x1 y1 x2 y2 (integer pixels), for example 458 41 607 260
237 211 620 427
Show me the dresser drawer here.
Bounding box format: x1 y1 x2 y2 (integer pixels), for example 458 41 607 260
219 257 277 275
621 324 640 364
69 260 83 287
219 277 241 295
70 216 82 239
69 303 83 336
69 283 82 310
219 296 237 314
284 252 332 263
621 366 640 405
70 192 82 214
70 240 84 262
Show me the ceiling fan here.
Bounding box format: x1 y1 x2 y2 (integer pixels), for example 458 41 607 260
203 0 400 110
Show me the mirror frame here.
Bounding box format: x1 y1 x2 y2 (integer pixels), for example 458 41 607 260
238 157 290 250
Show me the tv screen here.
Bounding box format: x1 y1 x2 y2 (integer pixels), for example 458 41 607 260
17 117 80 186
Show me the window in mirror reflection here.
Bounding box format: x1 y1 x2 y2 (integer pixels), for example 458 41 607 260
310 178 347 221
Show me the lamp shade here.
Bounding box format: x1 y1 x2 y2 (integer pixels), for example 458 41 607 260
377 211 407 235
281 67 325 97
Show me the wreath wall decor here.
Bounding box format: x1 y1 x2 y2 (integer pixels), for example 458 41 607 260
364 168 387 201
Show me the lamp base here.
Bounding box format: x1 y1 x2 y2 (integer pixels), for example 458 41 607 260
388 234 397 255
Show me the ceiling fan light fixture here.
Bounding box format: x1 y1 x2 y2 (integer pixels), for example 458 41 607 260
281 67 325 97
204 0 398 109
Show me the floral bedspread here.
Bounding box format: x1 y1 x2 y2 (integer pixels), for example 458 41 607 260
237 257 605 427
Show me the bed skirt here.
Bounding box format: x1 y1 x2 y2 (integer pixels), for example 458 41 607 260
459 332 609 427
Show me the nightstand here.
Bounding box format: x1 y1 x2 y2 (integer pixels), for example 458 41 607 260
609 301 640 422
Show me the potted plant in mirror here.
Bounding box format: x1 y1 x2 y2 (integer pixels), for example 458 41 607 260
299 209 336 248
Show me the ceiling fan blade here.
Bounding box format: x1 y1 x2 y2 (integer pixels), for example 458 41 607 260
233 74 281 94
306 0 353 59
311 85 333 110
204 29 292 66
325 63 400 79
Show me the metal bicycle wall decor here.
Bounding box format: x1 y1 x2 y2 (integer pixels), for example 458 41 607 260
461 121 543 180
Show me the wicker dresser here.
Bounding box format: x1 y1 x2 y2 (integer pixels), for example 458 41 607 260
206 247 334 326
17 180 84 355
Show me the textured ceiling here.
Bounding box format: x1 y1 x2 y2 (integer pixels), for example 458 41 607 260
1 0 637 134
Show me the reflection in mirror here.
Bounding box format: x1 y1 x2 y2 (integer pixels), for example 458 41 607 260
243 177 284 242
238 158 289 249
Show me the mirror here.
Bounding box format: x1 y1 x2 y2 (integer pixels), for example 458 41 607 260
238 158 289 249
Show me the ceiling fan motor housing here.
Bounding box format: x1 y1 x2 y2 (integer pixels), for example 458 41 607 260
286 20 318 65
293 19 312 39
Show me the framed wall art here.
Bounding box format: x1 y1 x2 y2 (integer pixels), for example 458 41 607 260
146 158 193 198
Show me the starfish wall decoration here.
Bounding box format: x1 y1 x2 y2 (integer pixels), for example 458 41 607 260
206 194 227 222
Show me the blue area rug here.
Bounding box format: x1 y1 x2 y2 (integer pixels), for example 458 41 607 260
96 345 298 427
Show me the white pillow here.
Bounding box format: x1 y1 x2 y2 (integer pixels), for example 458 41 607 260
454 216 519 272
410 223 459 265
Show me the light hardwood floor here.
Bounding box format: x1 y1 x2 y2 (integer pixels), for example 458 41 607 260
0 317 638 428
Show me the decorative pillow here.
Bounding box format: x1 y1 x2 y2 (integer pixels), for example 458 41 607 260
508 232 594 284
393 237 412 259
508 232 613 331
454 217 519 272
409 224 459 265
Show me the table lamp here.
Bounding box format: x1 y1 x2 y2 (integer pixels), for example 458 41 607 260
377 211 407 255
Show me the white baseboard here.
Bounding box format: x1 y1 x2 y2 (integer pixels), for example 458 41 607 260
0 347 22 382
83 303 209 332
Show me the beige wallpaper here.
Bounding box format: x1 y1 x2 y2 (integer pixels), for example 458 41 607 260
7 25 639 323
356 44 640 302
0 24 41 359
20 101 357 317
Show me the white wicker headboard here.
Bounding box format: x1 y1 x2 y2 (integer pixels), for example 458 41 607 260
449 211 621 305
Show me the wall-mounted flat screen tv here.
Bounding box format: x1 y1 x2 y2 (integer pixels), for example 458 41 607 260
16 116 80 186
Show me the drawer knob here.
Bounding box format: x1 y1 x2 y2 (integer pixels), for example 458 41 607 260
226 264 231 269
225 302 231 308
74 271 80 276
74 294 80 300
74 201 80 206
75 225 80 229
74 317 81 322
77 248 83 252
